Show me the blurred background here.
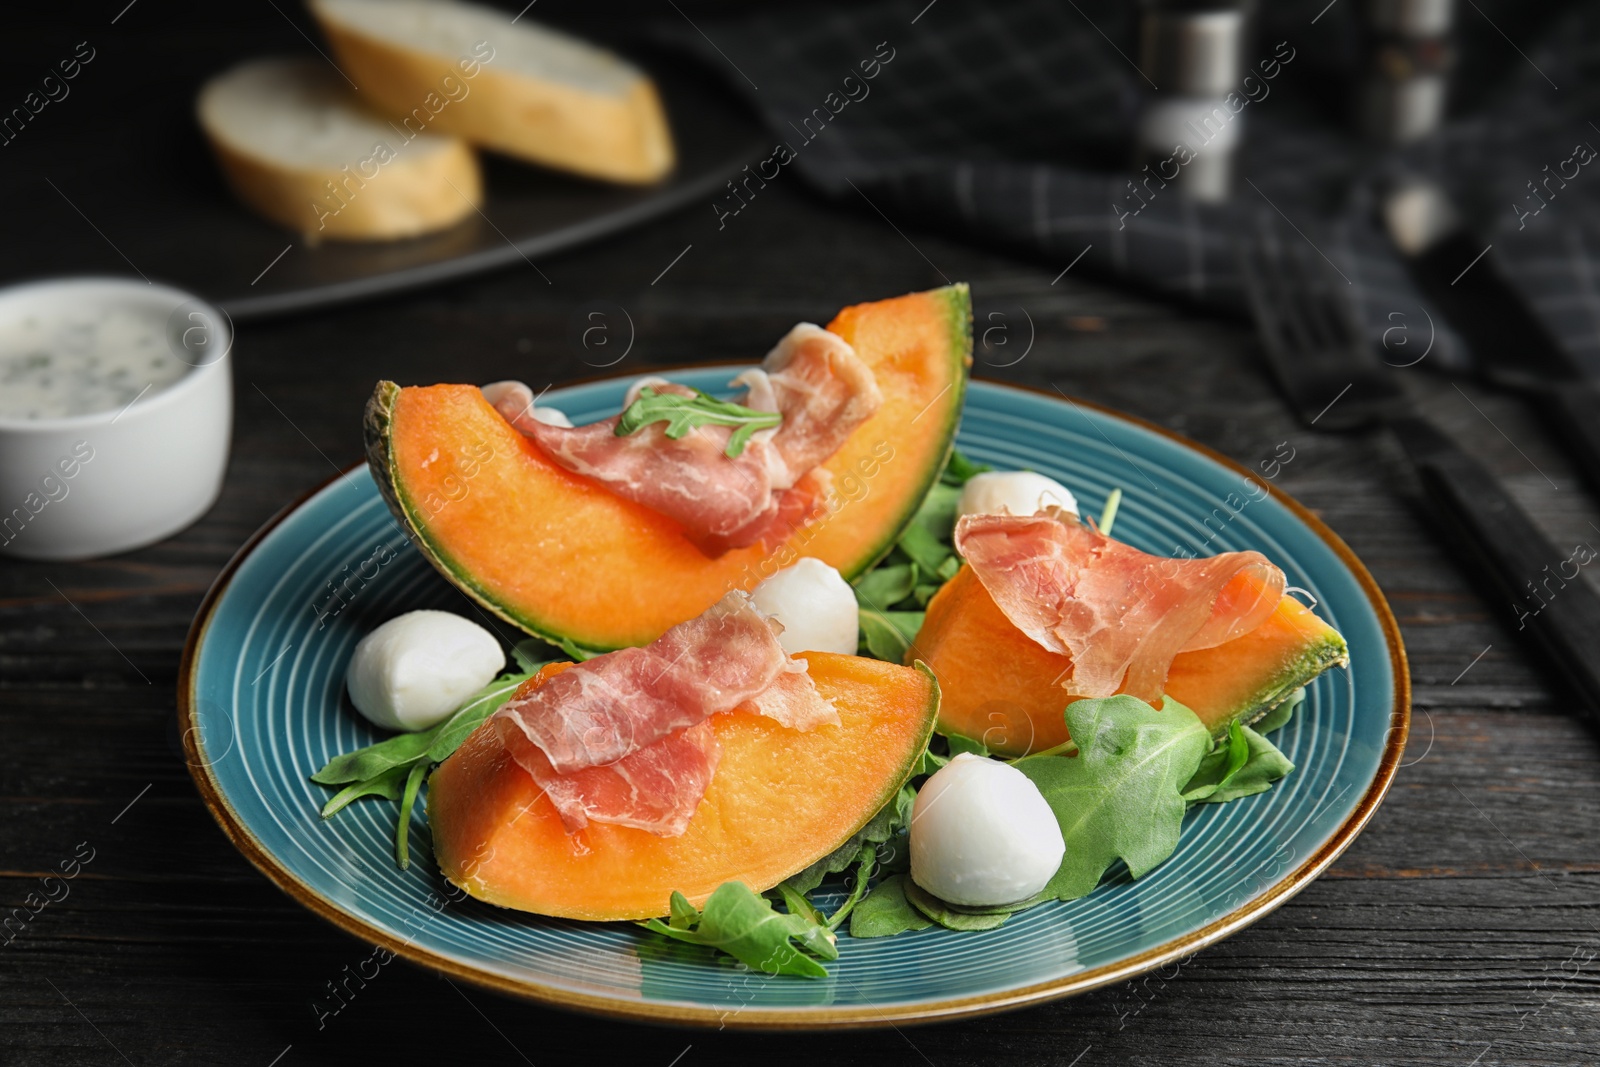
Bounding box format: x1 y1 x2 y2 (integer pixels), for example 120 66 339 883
3 1 1599 1063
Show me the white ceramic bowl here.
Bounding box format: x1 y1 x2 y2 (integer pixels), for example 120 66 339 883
0 277 233 561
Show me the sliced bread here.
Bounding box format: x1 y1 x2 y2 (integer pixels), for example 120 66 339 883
310 0 674 184
197 56 482 241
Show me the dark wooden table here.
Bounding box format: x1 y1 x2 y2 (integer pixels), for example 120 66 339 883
4 162 1599 1063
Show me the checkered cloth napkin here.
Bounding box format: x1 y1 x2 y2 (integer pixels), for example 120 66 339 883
666 0 1600 376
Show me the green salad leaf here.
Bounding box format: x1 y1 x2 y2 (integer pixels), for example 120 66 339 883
311 662 549 867
1253 687 1304 734
847 449 986 656
826 844 878 931
909 481 962 542
940 449 992 486
853 562 917 608
1014 695 1211 901
641 883 838 977
783 784 913 895
1187 725 1295 805
1182 720 1251 804
902 880 1011 931
318 763 411 818
857 609 924 663
850 874 934 938
896 523 954 577
615 386 781 458
396 761 429 869
945 733 990 758
552 634 604 662
1098 486 1123 536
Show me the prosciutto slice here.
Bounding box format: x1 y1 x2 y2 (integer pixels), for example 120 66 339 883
492 591 836 836
955 510 1285 703
498 719 722 836
495 592 789 773
487 323 881 556
735 658 841 731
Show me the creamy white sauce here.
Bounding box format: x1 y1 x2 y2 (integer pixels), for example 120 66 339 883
0 305 190 419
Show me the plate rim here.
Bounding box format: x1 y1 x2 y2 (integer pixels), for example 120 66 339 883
177 375 1410 1029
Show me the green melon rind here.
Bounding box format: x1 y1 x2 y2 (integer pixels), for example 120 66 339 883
364 378 555 644
363 285 972 651
1221 630 1350 738
836 282 972 585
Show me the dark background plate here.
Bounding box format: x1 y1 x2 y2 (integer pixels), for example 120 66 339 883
0 4 765 319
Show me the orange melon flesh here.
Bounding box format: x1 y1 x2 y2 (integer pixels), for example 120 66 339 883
916 565 1348 756
428 653 939 921
366 285 971 650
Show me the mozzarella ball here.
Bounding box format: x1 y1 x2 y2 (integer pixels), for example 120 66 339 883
750 558 858 655
910 753 1065 907
530 406 572 428
957 471 1077 520
346 610 505 732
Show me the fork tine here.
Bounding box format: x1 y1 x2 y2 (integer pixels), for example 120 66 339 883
1239 218 1402 431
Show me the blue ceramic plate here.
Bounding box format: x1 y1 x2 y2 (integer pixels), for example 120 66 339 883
180 372 1408 1028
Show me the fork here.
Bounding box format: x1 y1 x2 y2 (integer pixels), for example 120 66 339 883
1239 225 1600 724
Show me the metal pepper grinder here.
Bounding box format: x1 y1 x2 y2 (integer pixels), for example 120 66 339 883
1134 2 1250 204
1356 0 1455 143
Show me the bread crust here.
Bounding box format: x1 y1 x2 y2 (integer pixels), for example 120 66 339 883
313 10 675 184
201 123 481 242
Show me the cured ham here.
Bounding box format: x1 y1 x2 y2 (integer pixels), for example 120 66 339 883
735 659 841 731
495 592 789 773
954 509 1285 703
485 323 881 556
497 717 722 836
492 592 837 835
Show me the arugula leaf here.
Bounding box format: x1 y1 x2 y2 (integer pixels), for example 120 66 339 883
897 523 953 576
902 880 1010 931
311 729 437 787
1098 486 1123 536
912 746 950 776
826 844 878 931
1014 695 1211 901
859 609 911 663
614 386 781 458
940 449 992 487
511 639 550 674
772 881 828 929
425 672 538 763
641 882 837 977
850 874 934 938
319 763 410 818
312 665 546 869
853 563 918 609
785 784 912 894
1182 720 1251 804
945 733 990 758
312 670 539 786
668 890 700 930
1253 687 1304 734
909 482 962 543
1186 725 1295 805
552 634 604 662
395 761 429 869
935 890 1047 917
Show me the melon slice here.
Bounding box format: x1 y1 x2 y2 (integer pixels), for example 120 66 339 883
365 285 971 650
428 653 939 920
916 565 1348 756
